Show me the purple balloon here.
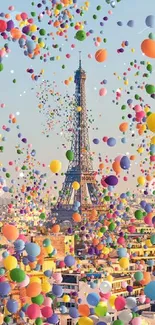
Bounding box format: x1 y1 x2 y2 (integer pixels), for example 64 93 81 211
64 255 75 267
6 20 14 31
107 137 116 147
105 175 118 186
93 138 99 144
47 314 59 324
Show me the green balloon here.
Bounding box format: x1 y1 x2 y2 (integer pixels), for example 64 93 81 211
39 29 46 36
32 294 44 306
149 32 155 40
4 316 11 324
95 303 107 317
134 271 143 282
39 212 46 220
134 210 143 220
0 63 3 72
10 268 26 283
66 150 74 161
35 318 43 325
109 222 116 231
113 321 124 325
75 30 86 41
147 64 152 73
145 84 155 94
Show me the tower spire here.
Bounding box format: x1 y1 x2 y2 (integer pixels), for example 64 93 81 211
79 51 82 69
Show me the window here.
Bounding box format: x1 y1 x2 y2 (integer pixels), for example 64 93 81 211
67 319 72 325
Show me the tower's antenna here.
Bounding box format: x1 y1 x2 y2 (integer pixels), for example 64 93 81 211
79 51 81 69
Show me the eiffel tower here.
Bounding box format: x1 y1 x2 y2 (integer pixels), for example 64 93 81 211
52 53 104 222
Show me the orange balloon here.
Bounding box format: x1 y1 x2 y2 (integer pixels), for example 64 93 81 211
64 80 70 85
51 224 60 233
146 174 152 181
141 39 155 58
2 224 19 241
95 49 107 63
96 37 102 43
92 238 99 246
26 282 41 297
78 304 90 317
119 122 128 132
16 14 21 21
130 155 136 161
99 163 104 170
72 212 81 222
11 28 22 39
91 209 97 218
112 161 121 175
140 272 151 285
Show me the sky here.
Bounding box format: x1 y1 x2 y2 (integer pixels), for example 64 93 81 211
0 0 155 197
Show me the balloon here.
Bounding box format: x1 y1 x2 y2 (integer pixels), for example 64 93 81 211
145 15 155 28
78 304 90 317
144 281 155 300
141 39 155 58
113 321 124 325
100 281 112 293
26 304 40 320
118 310 132 323
6 299 18 313
10 268 26 283
114 296 126 311
137 176 145 186
132 317 141 325
72 181 80 190
95 302 107 317
87 293 100 306
104 175 118 186
76 30 86 41
0 20 7 32
107 137 116 147
126 297 137 309
78 317 93 325
47 313 59 324
2 224 19 241
119 257 129 269
145 84 155 94
51 224 60 233
112 161 121 175
25 243 40 257
64 255 75 267
119 122 128 132
50 160 62 173
0 282 11 296
52 284 63 297
32 294 44 306
69 307 79 318
41 306 53 318
3 256 17 270
99 88 107 96
63 295 70 303
72 212 81 222
147 113 155 132
120 156 130 170
66 150 74 161
95 49 107 62
26 282 42 297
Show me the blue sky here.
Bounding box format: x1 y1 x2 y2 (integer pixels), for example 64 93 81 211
0 0 155 195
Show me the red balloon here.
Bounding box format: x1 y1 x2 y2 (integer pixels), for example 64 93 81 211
115 296 126 311
41 306 53 318
26 304 40 319
0 20 7 32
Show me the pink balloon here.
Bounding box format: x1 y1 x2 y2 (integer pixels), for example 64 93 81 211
134 105 141 112
26 304 40 320
121 281 127 289
132 317 141 325
115 155 122 162
43 297 52 307
19 275 30 288
41 306 53 318
115 296 126 311
99 88 107 96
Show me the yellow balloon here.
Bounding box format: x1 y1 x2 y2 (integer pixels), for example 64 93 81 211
119 257 129 269
145 239 152 247
63 294 70 303
147 113 155 133
3 256 17 271
30 276 41 284
30 25 37 32
137 176 145 186
50 160 62 173
151 136 155 144
42 281 51 293
108 294 117 307
106 275 113 282
46 245 54 254
77 106 82 112
78 317 93 325
72 181 80 190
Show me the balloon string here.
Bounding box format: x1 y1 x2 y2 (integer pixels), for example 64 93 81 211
138 27 148 34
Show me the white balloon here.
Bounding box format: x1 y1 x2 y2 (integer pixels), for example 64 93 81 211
100 281 112 294
126 297 137 309
119 309 133 323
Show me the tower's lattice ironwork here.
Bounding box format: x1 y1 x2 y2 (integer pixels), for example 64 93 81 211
52 54 103 222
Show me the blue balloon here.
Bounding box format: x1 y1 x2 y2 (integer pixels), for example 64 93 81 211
25 242 40 257
145 15 155 28
60 305 67 314
87 293 100 306
69 307 79 318
117 248 127 258
44 270 52 277
93 138 99 144
127 20 134 27
144 203 152 213
144 281 155 300
107 137 116 147
47 314 59 324
0 282 11 297
7 299 18 313
64 255 75 267
14 239 25 251
52 284 63 297
120 156 130 170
